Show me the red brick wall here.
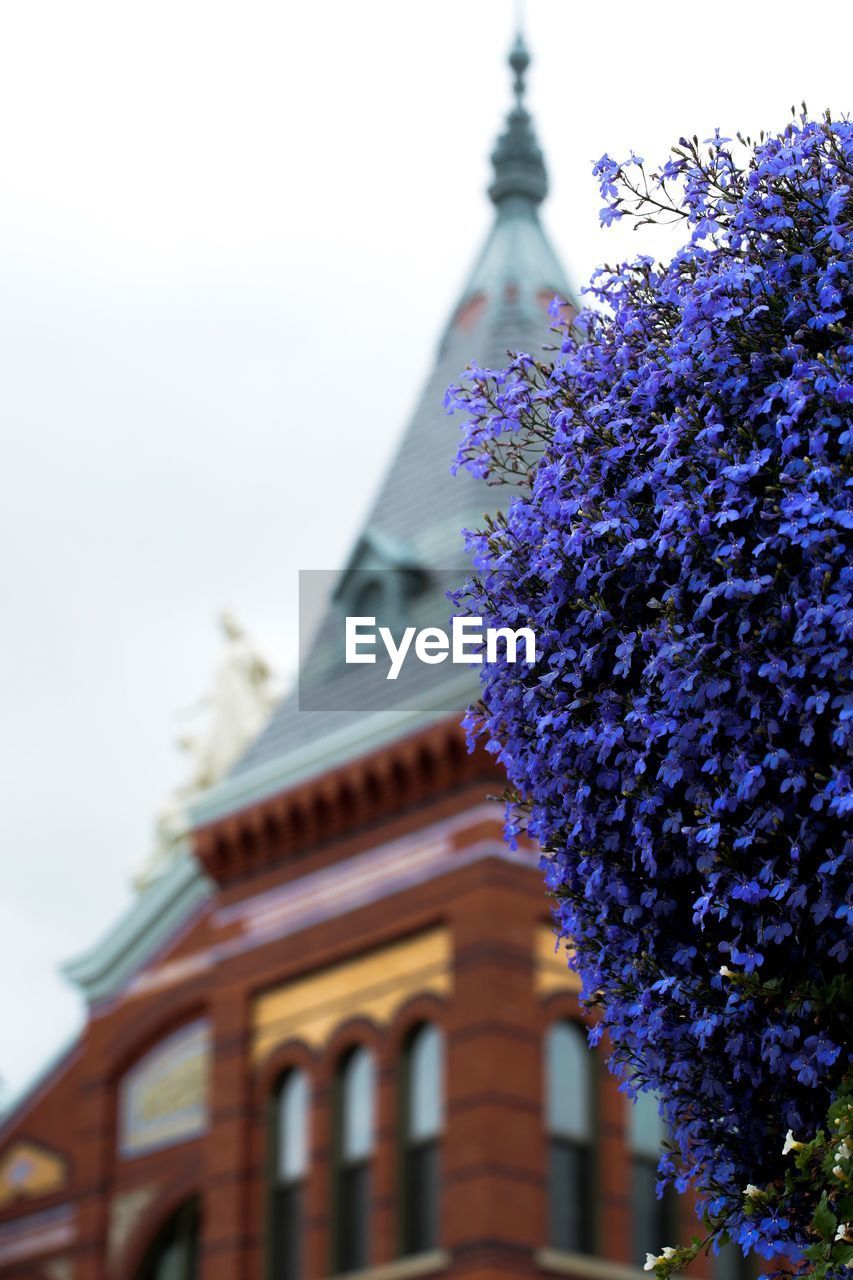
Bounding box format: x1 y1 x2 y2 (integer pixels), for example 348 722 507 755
0 772 708 1280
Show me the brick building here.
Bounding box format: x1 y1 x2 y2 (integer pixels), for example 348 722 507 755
0 40 728 1280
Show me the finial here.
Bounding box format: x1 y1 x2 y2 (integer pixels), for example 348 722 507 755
509 33 529 107
488 33 548 209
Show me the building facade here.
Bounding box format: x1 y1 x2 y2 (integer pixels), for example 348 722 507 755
0 41 726 1280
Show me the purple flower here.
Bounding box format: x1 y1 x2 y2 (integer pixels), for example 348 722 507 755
448 110 853 1270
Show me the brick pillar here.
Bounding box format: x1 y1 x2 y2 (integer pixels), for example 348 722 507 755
305 1073 332 1280
443 861 543 1278
375 1054 398 1266
201 983 250 1280
74 1027 114 1280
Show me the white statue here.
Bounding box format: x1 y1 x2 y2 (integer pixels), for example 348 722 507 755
134 611 277 888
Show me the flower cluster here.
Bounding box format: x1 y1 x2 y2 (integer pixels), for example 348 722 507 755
448 111 852 1268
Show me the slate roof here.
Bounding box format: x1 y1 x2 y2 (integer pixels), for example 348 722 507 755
57 37 577 1022
191 36 575 830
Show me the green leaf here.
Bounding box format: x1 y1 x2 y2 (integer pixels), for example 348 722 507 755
813 1191 837 1241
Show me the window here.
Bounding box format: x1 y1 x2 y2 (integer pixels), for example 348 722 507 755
272 1069 310 1279
401 1023 443 1254
629 1088 674 1267
335 1046 375 1273
713 1243 756 1280
137 1198 199 1280
545 1021 594 1254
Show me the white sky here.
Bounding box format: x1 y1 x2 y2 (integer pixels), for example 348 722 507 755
0 0 848 1100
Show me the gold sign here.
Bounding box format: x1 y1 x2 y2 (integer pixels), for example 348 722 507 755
252 927 452 1064
119 1020 210 1158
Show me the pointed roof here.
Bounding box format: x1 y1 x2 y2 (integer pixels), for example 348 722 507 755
58 37 575 1019
490 35 548 206
17 39 576 1099
192 38 575 829
447 33 577 334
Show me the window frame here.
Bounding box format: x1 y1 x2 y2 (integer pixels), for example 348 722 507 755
627 1086 678 1268
544 1018 598 1256
332 1044 376 1275
268 1066 311 1280
399 1022 443 1257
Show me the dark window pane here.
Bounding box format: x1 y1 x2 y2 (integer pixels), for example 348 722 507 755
273 1069 308 1279
404 1141 439 1254
186 1211 199 1280
274 1184 303 1280
151 1239 182 1280
548 1139 592 1254
631 1157 669 1267
714 1242 754 1280
334 1047 375 1272
138 1199 199 1280
402 1025 442 1256
337 1162 370 1273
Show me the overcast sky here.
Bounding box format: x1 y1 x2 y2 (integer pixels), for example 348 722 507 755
0 0 848 1100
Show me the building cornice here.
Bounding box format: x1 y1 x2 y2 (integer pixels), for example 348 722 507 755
188 672 479 830
191 707 504 889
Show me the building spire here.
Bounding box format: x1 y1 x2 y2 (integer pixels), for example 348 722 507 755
510 31 528 106
488 33 548 209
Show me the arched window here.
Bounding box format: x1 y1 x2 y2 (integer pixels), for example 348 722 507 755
272 1068 310 1279
137 1198 199 1280
401 1023 443 1255
334 1046 375 1273
545 1021 594 1254
629 1088 674 1266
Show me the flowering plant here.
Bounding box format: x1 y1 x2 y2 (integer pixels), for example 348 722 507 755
448 110 852 1271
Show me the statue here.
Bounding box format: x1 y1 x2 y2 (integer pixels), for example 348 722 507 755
134 611 277 888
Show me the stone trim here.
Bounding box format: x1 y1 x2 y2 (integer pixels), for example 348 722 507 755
329 1251 450 1280
536 1247 649 1280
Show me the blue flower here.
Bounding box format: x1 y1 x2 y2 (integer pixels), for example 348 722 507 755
448 109 853 1271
